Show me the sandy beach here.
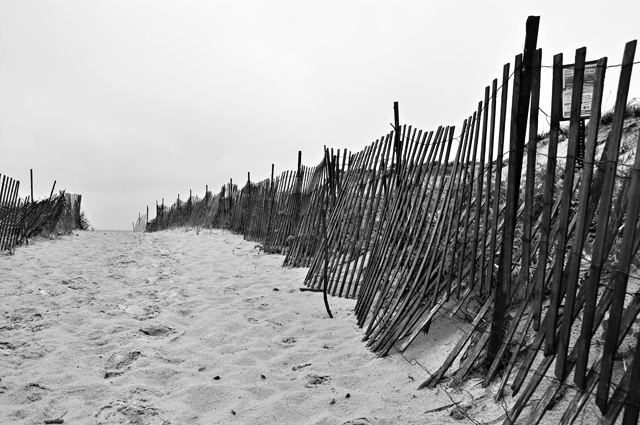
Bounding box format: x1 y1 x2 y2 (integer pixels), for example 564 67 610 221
1 230 515 424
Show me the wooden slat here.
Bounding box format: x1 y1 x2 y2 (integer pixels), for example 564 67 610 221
488 52 523 361
595 40 637 412
545 46 587 358
518 48 542 302
484 62 510 297
554 55 608 383
532 53 563 331
371 127 462 353
456 102 483 297
362 128 447 345
479 78 498 296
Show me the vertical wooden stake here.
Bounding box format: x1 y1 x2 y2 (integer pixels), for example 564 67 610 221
518 48 542 302
322 186 333 319
546 46 588 357
394 101 401 186
30 169 33 202
49 180 56 200
488 15 539 363
595 39 637 412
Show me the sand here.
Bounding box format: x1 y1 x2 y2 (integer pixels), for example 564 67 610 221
1 229 512 424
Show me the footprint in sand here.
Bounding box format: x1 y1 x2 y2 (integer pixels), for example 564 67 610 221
7 383 49 404
96 402 163 425
87 331 110 346
119 304 160 320
305 374 330 387
104 350 142 378
61 276 86 290
139 324 175 337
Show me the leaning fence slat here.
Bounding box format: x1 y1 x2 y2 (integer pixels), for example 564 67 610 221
518 48 542 303
385 127 471 352
456 103 483 297
488 52 524 363
420 292 495 388
367 128 455 353
596 40 637 411
355 128 437 319
479 78 499 297
545 46 586 357
484 62 510 297
345 135 404 298
378 127 453 350
449 113 477 300
468 87 490 294
361 128 445 343
356 130 428 311
336 138 392 297
349 135 395 300
555 55 608 384
532 53 563 332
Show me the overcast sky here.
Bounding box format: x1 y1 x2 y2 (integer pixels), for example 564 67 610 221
1 1 639 230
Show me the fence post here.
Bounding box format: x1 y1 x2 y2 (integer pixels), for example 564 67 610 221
49 180 56 200
229 178 233 220
393 103 400 176
488 15 539 364
30 169 33 203
595 39 637 413
296 151 303 225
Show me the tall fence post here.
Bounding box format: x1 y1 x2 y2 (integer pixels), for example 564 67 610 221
488 15 539 363
393 101 401 187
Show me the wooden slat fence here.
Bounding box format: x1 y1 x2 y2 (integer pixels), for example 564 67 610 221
146 153 337 257
300 36 640 424
133 212 148 232
0 173 21 252
1 172 84 253
142 18 640 423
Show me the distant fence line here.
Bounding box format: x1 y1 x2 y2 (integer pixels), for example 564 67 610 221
143 19 640 424
133 211 148 232
146 152 340 257
0 173 84 253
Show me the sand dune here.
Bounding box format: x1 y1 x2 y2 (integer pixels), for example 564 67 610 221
1 230 508 424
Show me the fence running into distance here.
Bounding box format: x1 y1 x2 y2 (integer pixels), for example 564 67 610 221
144 18 640 424
0 173 84 253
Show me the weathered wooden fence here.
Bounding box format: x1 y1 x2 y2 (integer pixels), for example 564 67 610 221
143 17 640 423
146 152 340 256
0 173 21 252
301 34 640 425
0 173 85 253
133 211 148 232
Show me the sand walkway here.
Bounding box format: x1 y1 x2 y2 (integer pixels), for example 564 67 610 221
1 230 505 424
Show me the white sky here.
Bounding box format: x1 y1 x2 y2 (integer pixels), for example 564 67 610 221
1 0 639 230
